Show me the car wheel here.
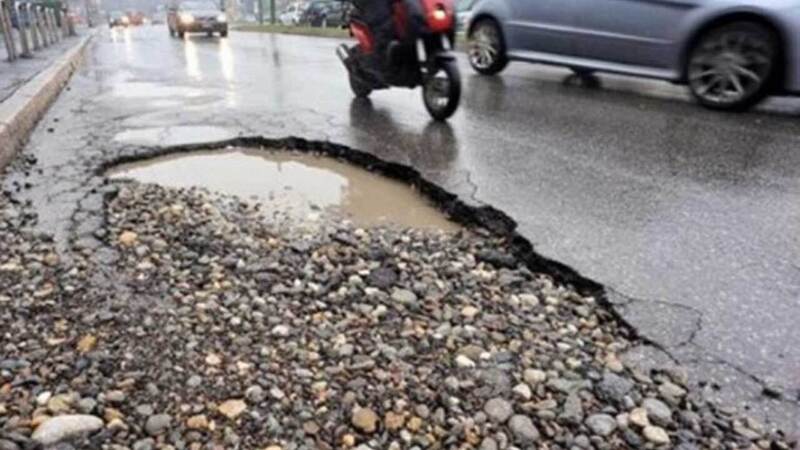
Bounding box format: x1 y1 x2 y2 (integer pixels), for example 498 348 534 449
687 22 779 111
178 29 185 38
468 18 509 75
220 29 228 37
169 27 175 37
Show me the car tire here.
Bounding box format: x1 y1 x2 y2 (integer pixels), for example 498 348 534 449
468 18 509 76
220 29 228 38
178 29 185 38
687 21 779 111
169 27 175 37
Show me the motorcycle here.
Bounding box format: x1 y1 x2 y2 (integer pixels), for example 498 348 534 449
336 0 461 121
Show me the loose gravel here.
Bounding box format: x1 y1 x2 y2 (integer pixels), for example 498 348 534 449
0 179 795 450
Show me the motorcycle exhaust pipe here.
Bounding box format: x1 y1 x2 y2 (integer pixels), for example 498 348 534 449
336 44 351 66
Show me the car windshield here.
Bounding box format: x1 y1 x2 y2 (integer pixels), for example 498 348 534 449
180 1 218 11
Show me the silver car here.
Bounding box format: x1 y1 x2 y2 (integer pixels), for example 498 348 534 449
466 0 800 110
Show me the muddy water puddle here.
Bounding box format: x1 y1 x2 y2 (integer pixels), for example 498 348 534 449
107 148 458 231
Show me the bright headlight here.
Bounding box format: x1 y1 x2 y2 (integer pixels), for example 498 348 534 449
216 13 226 22
179 12 194 23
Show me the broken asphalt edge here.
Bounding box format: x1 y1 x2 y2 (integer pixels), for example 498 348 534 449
0 30 96 173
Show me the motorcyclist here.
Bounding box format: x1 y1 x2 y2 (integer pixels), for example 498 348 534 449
351 0 395 73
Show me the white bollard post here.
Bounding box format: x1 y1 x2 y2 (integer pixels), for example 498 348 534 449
15 2 31 57
0 0 18 61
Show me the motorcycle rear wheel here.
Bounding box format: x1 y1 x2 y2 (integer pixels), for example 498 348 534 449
349 71 372 98
423 59 461 121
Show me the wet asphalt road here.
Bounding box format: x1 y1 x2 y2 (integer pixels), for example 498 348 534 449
7 25 800 432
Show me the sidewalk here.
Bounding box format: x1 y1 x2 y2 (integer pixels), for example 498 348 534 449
0 28 93 171
1 32 83 102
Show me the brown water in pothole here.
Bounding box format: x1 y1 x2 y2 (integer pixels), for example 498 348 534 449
107 148 459 231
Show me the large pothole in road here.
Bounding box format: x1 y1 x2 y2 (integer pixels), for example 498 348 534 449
106 147 459 231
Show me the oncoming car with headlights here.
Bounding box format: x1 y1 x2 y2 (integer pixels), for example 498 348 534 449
168 0 228 38
109 11 130 27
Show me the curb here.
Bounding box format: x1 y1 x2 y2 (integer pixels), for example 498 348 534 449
0 30 95 172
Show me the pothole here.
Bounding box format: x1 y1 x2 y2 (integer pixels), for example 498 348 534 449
106 148 459 231
113 126 238 146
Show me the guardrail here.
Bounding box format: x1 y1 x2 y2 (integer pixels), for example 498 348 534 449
1 0 76 62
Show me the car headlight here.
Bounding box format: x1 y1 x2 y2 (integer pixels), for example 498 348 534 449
121 16 129 23
179 12 194 23
216 13 226 22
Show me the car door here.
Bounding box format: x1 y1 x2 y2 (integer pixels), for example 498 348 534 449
571 0 705 68
504 0 579 56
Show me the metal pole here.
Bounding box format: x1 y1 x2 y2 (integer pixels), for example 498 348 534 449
35 5 48 46
269 0 273 24
47 7 58 42
27 3 39 49
0 0 18 61
67 5 74 35
257 0 262 25
60 6 67 38
15 1 31 57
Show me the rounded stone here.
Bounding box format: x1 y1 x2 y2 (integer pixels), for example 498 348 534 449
586 413 617 437
643 425 671 445
144 414 172 436
31 415 104 445
508 415 540 443
352 407 379 433
484 398 513 423
643 398 672 426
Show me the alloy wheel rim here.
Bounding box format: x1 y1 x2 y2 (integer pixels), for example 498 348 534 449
688 30 774 105
469 24 499 70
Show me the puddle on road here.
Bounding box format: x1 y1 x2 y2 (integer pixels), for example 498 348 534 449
114 126 237 146
107 148 459 231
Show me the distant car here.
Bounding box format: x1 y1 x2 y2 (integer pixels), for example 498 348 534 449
168 0 228 38
280 2 303 26
108 11 129 27
126 11 145 25
301 0 346 28
467 0 800 111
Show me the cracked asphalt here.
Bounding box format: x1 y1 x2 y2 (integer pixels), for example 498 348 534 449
3 25 800 434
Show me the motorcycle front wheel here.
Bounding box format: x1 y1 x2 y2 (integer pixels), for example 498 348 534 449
422 59 461 121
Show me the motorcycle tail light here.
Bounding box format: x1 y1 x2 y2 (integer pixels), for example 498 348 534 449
431 5 447 22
